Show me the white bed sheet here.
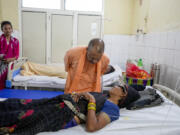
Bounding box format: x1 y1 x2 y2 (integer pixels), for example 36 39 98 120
12 75 66 89
13 75 66 84
102 65 122 86
37 90 180 135
13 65 122 87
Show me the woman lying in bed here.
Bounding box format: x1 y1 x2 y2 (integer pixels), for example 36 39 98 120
0 86 132 135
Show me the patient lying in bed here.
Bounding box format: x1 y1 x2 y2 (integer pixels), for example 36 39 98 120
20 62 117 79
0 85 133 135
0 83 164 135
20 61 67 78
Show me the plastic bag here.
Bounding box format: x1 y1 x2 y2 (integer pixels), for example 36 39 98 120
126 61 151 79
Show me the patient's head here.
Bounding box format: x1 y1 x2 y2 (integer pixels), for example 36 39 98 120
108 86 127 107
104 65 115 75
87 38 104 64
106 84 140 108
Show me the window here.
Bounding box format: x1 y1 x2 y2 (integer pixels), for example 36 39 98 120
22 0 61 9
65 0 103 12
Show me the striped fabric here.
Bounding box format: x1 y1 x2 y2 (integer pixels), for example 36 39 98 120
125 76 153 86
0 61 8 89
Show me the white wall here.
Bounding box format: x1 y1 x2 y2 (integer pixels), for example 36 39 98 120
104 31 180 90
0 0 19 30
104 0 134 35
129 31 180 90
103 35 129 71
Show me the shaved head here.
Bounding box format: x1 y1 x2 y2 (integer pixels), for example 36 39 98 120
87 38 105 64
87 38 104 53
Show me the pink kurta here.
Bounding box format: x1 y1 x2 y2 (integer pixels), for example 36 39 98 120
0 34 19 59
0 34 19 89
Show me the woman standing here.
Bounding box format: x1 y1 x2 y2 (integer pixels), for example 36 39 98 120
0 21 19 89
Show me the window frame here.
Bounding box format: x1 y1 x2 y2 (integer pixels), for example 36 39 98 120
64 0 103 12
22 0 103 13
22 0 62 10
19 0 104 64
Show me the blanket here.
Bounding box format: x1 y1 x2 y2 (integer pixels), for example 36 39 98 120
20 61 67 78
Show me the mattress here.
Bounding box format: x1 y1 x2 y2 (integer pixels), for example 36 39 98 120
12 65 122 88
0 89 64 99
13 75 66 89
13 75 66 85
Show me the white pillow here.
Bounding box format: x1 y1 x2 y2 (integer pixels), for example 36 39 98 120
102 65 122 86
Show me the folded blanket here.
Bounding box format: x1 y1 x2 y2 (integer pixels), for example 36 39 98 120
126 88 164 110
20 61 67 78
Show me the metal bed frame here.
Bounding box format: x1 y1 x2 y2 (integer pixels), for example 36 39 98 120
6 57 64 91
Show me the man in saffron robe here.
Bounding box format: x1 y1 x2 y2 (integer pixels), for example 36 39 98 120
64 38 109 94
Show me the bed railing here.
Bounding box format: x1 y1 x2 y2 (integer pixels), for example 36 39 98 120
104 83 180 106
153 84 180 105
6 57 28 88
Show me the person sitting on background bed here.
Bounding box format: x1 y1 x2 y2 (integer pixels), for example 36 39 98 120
0 21 19 89
0 85 130 135
64 38 109 94
104 65 115 75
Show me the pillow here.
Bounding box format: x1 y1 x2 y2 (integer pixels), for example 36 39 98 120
118 86 140 108
130 84 146 91
126 88 164 110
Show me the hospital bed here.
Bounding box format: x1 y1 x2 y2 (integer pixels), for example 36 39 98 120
0 84 180 135
6 58 122 91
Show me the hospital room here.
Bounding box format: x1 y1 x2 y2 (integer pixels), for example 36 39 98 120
0 0 180 134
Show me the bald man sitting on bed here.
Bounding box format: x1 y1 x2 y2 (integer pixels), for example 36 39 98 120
64 38 109 94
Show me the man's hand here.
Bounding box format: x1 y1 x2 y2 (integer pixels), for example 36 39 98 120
72 92 95 103
71 93 80 102
80 92 95 103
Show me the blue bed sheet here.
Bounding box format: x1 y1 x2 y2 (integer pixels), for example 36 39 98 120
0 89 64 99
